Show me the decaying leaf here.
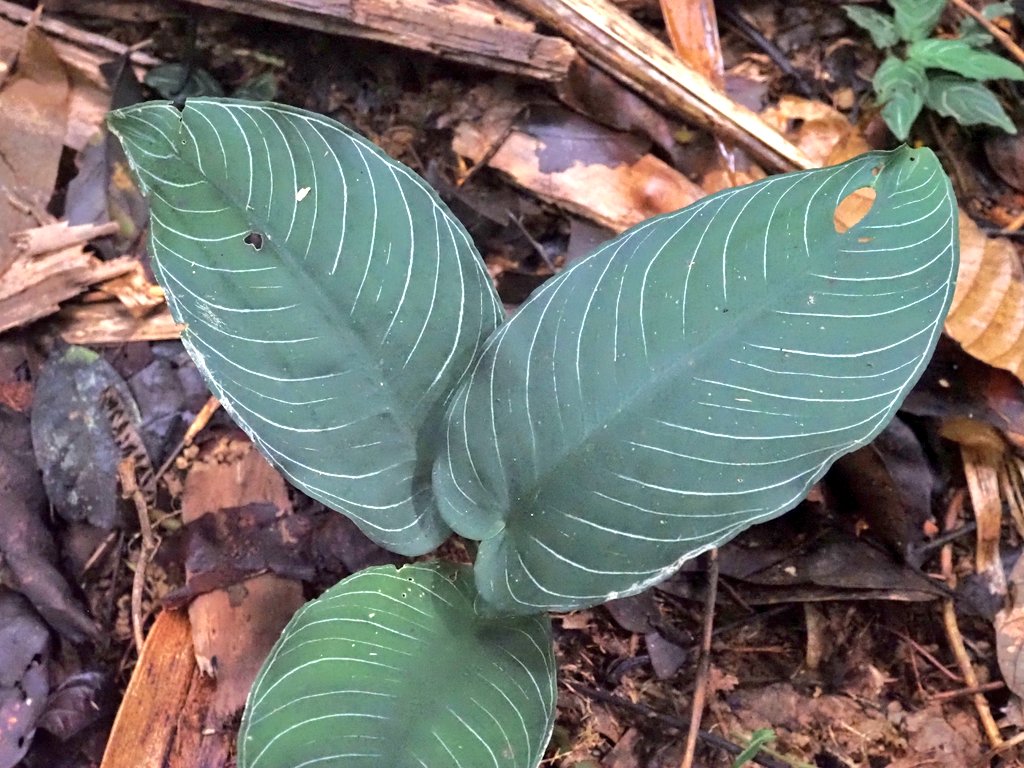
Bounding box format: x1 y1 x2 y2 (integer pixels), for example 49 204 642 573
944 211 1024 382
30 344 142 529
0 405 98 641
0 590 50 768
453 105 704 232
0 21 69 263
996 555 1024 699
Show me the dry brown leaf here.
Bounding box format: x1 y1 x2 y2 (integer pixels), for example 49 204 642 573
453 111 704 232
944 212 1024 381
0 21 69 253
761 96 870 167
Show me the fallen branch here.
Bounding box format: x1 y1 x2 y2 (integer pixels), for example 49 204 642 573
506 0 815 172
177 0 576 81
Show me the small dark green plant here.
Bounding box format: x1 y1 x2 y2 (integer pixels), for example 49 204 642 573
108 99 959 768
844 0 1023 139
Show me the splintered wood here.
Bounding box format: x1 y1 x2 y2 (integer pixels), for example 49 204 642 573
180 0 576 81
0 231 137 334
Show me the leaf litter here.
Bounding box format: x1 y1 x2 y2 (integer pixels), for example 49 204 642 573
2 2 1024 767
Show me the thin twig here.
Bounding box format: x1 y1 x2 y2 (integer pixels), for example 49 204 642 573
680 548 719 768
928 680 1006 703
118 458 158 654
940 492 1003 749
154 395 221 482
947 0 1024 68
0 0 161 66
565 681 791 768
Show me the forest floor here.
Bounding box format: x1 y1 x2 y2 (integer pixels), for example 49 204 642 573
2 0 1024 766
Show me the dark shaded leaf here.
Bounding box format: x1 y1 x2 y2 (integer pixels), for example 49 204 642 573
36 671 107 741
0 590 49 768
0 406 97 642
144 63 224 99
31 345 142 529
829 417 934 563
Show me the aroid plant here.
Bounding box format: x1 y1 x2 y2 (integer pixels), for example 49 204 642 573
108 98 959 768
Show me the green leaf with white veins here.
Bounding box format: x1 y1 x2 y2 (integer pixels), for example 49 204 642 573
844 6 899 49
238 562 556 768
925 75 1017 133
435 146 958 614
907 39 1024 80
107 99 503 555
891 0 946 41
873 56 927 140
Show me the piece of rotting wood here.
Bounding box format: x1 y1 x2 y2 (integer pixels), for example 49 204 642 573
100 609 196 768
506 0 815 172
177 0 577 82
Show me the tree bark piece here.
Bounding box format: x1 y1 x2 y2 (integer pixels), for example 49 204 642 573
55 301 182 345
178 0 576 82
506 0 815 172
100 609 196 768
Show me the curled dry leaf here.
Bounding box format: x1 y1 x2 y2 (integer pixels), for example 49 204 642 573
944 212 1024 382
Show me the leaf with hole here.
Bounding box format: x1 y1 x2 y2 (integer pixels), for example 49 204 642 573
238 562 556 768
435 146 958 614
925 75 1016 133
107 99 503 555
907 38 1024 80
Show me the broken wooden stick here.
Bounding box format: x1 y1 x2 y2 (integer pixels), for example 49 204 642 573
506 0 815 172
178 0 576 82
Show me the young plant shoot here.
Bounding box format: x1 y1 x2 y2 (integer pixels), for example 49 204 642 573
109 98 958 768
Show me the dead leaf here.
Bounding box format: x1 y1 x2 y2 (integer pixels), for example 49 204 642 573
829 417 935 562
996 555 1024 699
453 106 704 232
0 403 98 641
644 631 686 679
0 590 50 768
30 344 143 529
944 211 1024 383
984 132 1024 192
761 96 870 167
0 21 69 261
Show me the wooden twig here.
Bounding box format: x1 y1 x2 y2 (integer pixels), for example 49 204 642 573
939 492 1004 749
505 0 815 172
176 0 576 82
154 396 222 482
928 680 1006 703
565 681 791 768
947 0 1024 68
0 0 161 66
680 548 718 768
118 458 158 654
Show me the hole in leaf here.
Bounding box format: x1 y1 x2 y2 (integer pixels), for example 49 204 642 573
244 232 264 251
833 187 876 233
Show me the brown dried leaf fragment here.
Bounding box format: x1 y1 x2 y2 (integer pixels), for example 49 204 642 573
944 212 1024 383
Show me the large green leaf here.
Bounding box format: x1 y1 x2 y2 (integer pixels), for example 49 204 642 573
238 562 556 768
435 146 958 614
108 99 503 555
